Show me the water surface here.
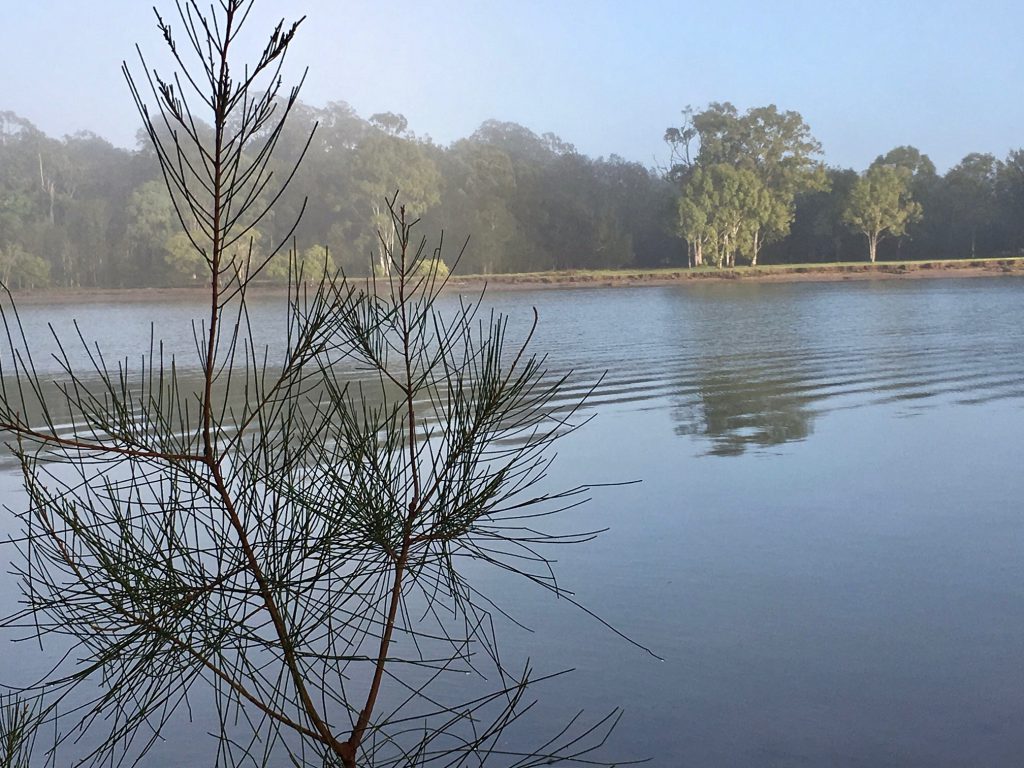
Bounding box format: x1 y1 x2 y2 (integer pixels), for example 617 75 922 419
1 278 1022 766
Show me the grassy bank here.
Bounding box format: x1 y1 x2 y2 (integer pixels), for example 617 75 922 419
446 257 1024 290
7 257 1024 305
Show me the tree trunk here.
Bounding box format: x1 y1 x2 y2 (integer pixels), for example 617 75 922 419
39 153 56 225
750 229 760 267
868 233 878 263
371 202 392 276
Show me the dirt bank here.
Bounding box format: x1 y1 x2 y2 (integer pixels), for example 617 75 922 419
446 258 1024 292
6 259 1023 305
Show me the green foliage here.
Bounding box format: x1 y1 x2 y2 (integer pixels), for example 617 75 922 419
777 168 863 263
995 149 1024 249
0 694 41 768
875 145 938 179
412 254 449 277
265 244 336 282
440 140 520 274
0 245 49 289
842 164 923 262
163 230 207 282
346 132 443 275
668 102 828 266
2 89 688 288
677 163 788 268
944 153 998 257
3 78 1024 285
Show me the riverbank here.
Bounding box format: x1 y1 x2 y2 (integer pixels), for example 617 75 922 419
447 257 1024 291
7 257 1023 304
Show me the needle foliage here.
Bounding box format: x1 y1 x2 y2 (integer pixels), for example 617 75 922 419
0 2 630 766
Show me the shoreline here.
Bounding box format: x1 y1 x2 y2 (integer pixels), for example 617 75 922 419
448 258 1024 291
7 258 1023 304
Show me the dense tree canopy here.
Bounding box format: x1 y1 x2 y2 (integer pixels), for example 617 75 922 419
668 105 1024 268
0 100 1022 289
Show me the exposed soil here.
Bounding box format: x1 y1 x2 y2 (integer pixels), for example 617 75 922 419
7 259 1023 305
446 259 1024 292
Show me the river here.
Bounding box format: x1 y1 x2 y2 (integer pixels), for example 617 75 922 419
1 277 1022 766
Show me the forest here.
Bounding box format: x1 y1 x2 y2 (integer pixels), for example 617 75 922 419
1 101 1023 289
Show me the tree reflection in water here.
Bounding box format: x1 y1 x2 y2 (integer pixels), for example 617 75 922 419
673 361 815 456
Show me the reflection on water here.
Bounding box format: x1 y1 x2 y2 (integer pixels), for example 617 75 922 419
3 280 1022 483
481 278 1024 457
8 280 1024 460
673 363 814 455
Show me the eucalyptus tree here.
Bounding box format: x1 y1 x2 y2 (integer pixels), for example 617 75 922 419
677 196 709 268
462 121 563 272
368 112 410 137
0 114 51 279
842 164 923 262
469 120 554 166
873 145 937 181
944 153 999 258
0 245 49 290
0 2 630 767
869 146 940 260
677 163 768 268
347 130 443 275
272 100 368 264
440 140 520 274
667 102 827 265
460 121 622 273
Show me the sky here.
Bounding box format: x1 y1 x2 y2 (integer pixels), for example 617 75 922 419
3 0 1022 173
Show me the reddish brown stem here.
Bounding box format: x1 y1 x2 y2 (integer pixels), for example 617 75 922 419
198 5 348 763
342 206 424 767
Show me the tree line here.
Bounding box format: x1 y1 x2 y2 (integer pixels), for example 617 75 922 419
666 102 1024 267
1 102 1022 289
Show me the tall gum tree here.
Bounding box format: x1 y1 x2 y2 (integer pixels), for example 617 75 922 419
872 146 938 259
347 129 442 275
667 103 828 266
678 163 765 268
842 164 923 262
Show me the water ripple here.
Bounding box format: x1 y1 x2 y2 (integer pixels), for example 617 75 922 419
2 280 1022 459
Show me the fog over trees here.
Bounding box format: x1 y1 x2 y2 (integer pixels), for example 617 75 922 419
1 102 1023 289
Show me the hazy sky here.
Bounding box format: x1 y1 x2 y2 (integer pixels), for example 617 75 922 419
3 1 1022 172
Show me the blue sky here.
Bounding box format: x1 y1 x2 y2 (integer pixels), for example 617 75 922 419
3 0 1022 172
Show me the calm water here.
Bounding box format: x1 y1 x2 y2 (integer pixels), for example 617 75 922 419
1 278 1022 766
